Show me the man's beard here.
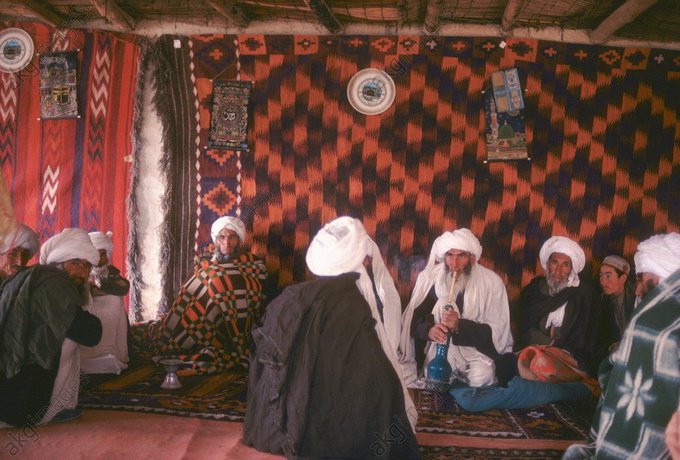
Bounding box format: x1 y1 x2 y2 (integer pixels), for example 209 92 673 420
546 276 569 296
639 278 659 298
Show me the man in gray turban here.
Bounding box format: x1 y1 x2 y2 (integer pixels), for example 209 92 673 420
564 232 680 460
517 236 596 375
244 216 419 459
0 223 39 281
0 228 102 427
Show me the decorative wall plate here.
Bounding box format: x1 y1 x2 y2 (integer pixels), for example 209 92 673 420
0 28 34 73
347 68 396 115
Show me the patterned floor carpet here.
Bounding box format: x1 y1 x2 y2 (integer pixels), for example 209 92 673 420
78 361 595 457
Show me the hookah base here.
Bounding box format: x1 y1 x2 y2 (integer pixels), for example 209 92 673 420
424 378 452 393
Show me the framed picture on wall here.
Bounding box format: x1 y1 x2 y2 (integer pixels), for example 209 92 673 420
207 80 252 151
38 51 79 119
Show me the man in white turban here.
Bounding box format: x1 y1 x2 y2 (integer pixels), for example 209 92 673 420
0 223 40 281
0 228 102 427
208 215 247 264
564 233 680 460
400 228 514 389
79 231 130 375
517 236 596 375
243 216 419 459
88 231 129 296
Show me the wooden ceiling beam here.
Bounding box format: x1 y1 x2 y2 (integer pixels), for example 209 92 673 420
424 1 445 33
501 0 530 33
398 0 426 25
303 0 343 34
13 0 67 27
89 0 136 31
590 0 660 44
206 0 250 28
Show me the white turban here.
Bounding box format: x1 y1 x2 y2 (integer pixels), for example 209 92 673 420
432 228 483 262
1 224 39 257
210 216 246 244
634 232 680 280
306 216 371 276
39 228 100 266
305 216 417 429
89 231 114 262
539 236 586 287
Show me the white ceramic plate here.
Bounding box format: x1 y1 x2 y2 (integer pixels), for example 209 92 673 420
347 68 396 115
0 28 34 73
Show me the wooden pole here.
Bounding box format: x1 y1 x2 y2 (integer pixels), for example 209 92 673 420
590 0 660 44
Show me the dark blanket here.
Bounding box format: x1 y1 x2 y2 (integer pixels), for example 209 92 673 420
243 273 419 459
518 276 595 371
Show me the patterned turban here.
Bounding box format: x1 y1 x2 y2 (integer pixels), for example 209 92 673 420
39 228 100 266
211 216 246 244
601 255 630 276
634 232 680 280
306 216 371 276
0 224 39 257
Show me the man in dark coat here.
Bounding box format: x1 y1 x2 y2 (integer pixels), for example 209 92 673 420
518 236 596 374
0 228 102 427
243 217 419 459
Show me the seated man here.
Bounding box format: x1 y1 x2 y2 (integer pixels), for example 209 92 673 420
146 216 268 374
0 228 102 426
564 232 680 459
244 216 419 458
400 228 514 388
0 223 39 281
79 231 130 374
517 236 597 379
594 255 636 363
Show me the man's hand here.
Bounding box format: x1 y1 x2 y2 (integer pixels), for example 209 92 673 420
428 323 450 343
441 308 459 333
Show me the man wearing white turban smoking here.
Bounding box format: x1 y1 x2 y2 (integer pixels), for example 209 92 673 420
243 216 420 459
0 228 102 426
564 232 680 460
517 236 596 371
0 223 39 281
400 229 514 388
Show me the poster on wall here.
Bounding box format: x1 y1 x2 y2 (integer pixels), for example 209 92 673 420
484 69 528 161
39 51 78 119
207 80 252 151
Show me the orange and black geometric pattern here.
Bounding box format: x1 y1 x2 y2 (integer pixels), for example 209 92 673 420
165 34 680 304
144 253 267 374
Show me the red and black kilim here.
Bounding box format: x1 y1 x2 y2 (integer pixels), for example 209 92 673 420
156 34 680 304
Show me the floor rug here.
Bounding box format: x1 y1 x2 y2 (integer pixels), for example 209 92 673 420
78 362 595 456
78 362 247 422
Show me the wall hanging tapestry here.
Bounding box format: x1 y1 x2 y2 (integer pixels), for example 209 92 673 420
39 50 78 119
208 80 251 150
158 33 680 307
1 23 144 306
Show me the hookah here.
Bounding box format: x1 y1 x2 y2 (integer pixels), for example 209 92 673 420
424 269 458 392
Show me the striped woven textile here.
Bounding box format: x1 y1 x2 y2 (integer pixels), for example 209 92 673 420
155 34 680 304
141 253 267 375
0 21 143 289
